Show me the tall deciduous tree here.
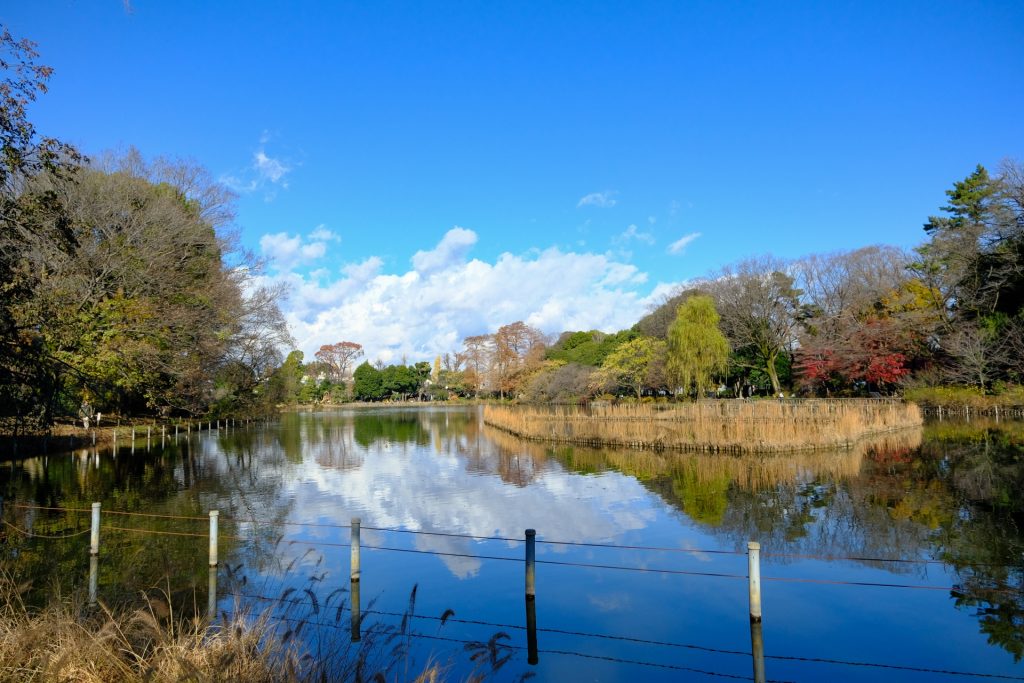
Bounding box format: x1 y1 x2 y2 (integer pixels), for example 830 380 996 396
461 334 493 397
492 321 545 398
703 257 802 395
0 35 292 423
666 295 730 397
315 341 364 383
592 337 666 399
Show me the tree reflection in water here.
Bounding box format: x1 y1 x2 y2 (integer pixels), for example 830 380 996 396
515 420 1024 660
3 410 1024 665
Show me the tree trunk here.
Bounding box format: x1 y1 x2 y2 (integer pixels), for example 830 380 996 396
765 354 781 396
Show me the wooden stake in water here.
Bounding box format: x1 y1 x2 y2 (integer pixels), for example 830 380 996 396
90 502 101 556
750 618 766 683
525 528 536 598
208 510 219 567
208 566 218 622
350 517 361 581
89 555 99 606
351 576 361 642
525 591 539 665
748 541 762 622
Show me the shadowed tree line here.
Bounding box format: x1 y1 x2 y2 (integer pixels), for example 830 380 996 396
0 30 292 434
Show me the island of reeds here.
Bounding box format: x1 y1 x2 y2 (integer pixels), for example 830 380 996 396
482 400 923 453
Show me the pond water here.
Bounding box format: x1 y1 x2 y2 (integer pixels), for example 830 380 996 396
3 406 1024 682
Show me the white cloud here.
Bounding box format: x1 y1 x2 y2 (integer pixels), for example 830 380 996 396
254 151 289 184
221 135 294 199
259 230 333 271
618 224 655 245
577 191 617 208
254 231 677 363
667 232 702 255
411 227 478 274
309 225 340 242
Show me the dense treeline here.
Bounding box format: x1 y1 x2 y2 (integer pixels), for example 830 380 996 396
7 28 1019 419
0 31 291 431
303 161 1024 405
266 161 1024 407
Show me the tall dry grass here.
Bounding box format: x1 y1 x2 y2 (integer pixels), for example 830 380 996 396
483 399 923 453
0 580 298 682
0 570 451 683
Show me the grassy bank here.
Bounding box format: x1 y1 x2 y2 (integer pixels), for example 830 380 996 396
483 399 923 453
0 418 264 461
903 385 1024 417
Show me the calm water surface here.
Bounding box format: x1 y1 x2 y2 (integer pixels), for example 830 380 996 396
3 406 1023 682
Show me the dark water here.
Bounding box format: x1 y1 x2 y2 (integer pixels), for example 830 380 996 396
3 407 1024 682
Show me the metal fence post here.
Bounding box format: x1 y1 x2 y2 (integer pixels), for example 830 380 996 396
525 529 536 598
209 510 219 567
748 541 762 622
351 517 361 581
90 502 101 556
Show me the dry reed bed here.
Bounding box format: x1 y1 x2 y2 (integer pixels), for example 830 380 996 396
483 399 923 453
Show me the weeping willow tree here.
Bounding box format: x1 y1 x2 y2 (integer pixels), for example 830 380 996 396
667 295 730 397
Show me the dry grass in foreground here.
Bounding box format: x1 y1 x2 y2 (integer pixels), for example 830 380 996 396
484 399 923 453
0 581 298 682
0 572 451 683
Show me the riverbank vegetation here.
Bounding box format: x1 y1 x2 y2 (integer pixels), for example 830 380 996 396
0 31 292 439
483 400 923 453
0 567 456 682
3 25 1023 438
0 572 296 682
268 162 1024 410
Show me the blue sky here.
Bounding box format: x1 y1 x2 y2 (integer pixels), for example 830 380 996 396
5 1 1023 361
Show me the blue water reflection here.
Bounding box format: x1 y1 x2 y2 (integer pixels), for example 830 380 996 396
3 407 1023 682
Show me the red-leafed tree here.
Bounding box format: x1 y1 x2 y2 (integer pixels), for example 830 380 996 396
797 316 914 393
315 341 363 382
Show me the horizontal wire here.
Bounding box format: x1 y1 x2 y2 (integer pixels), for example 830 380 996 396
361 525 521 543
361 544 519 562
222 590 1024 680
11 503 91 514
103 525 210 539
9 504 1015 591
2 519 90 539
762 575 954 591
538 537 743 555
101 509 208 522
10 503 1018 569
16 518 967 590
221 609 782 682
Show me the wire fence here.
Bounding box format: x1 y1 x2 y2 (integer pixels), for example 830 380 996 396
219 591 1024 682
2 503 992 567
3 500 1023 681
